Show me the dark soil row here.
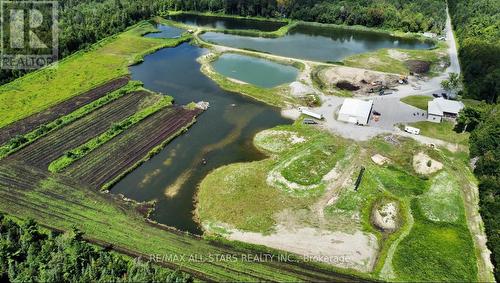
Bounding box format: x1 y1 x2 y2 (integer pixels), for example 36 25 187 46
8 90 154 169
66 107 200 189
0 76 130 145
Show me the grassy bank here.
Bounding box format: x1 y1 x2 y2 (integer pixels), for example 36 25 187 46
48 95 173 173
343 41 448 75
0 21 190 129
406 120 470 146
400 95 433 110
199 52 301 107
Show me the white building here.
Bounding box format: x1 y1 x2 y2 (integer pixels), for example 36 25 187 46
427 98 464 123
338 98 373 125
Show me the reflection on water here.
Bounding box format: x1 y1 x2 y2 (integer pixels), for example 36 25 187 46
202 24 434 62
168 13 286 32
112 43 291 234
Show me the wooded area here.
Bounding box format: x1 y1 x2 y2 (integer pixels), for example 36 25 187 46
449 0 499 279
0 216 192 282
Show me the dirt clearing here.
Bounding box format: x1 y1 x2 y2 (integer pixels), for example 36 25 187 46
413 152 443 175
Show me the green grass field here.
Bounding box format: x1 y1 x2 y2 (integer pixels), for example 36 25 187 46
0 21 190 129
400 95 433 110
407 120 470 146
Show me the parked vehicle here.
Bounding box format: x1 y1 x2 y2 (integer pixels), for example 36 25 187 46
404 126 421 135
432 93 440 98
300 109 324 120
303 118 318 125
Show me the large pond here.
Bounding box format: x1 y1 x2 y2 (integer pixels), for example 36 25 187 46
202 24 434 62
212 53 298 88
145 24 184 38
168 13 286 32
112 43 290 234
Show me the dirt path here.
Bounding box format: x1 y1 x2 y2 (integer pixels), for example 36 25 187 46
311 149 361 221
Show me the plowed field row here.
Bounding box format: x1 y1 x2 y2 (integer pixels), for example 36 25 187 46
66 107 201 189
8 91 156 168
0 76 130 145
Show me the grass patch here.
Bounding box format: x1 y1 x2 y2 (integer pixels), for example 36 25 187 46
400 95 433 110
407 120 469 146
48 95 173 173
0 21 190 129
392 199 477 281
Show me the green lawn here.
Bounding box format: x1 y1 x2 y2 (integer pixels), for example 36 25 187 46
407 120 470 145
400 95 433 110
0 21 190 129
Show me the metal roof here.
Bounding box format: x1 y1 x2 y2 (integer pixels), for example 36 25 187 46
428 98 464 115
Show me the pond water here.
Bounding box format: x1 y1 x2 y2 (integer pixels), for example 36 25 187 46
145 24 184 38
202 24 434 62
112 43 290 234
212 53 298 88
168 13 286 32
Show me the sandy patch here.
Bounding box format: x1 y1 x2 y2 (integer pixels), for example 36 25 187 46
164 170 191 198
227 225 378 272
290 81 315 97
388 49 409 61
413 152 443 175
371 154 390 165
227 77 248 85
255 130 306 154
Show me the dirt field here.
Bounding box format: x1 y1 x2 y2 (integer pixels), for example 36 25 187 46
318 65 399 96
0 76 130 145
7 91 155 168
65 107 201 189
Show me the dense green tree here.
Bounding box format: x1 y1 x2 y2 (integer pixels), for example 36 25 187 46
0 217 192 282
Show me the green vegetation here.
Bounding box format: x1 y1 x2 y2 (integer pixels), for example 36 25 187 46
400 95 433 110
48 96 173 173
392 199 477 281
0 163 350 282
406 120 470 146
448 0 499 103
0 21 190 129
165 0 446 33
0 216 191 282
198 122 349 233
343 44 446 75
0 81 143 159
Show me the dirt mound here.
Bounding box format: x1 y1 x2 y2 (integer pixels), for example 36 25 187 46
372 202 398 232
336 80 360 91
413 152 443 175
405 60 431 74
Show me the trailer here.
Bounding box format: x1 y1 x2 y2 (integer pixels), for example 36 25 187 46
404 126 421 135
300 109 324 120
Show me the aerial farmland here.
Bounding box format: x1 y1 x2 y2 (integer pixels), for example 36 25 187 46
0 1 497 282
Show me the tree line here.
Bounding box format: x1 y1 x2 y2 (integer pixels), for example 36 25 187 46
449 0 499 279
0 215 192 282
164 0 446 33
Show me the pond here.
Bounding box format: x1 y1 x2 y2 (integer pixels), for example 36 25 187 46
201 24 434 62
168 13 286 32
112 43 291 234
145 24 184 38
212 53 299 88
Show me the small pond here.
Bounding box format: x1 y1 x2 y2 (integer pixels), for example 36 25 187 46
168 13 286 32
145 24 184 38
201 24 434 62
212 53 298 88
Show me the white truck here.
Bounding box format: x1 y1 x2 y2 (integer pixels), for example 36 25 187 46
299 108 324 120
405 126 421 135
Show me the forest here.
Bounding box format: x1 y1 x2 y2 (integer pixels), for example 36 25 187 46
0 215 192 282
448 0 499 280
